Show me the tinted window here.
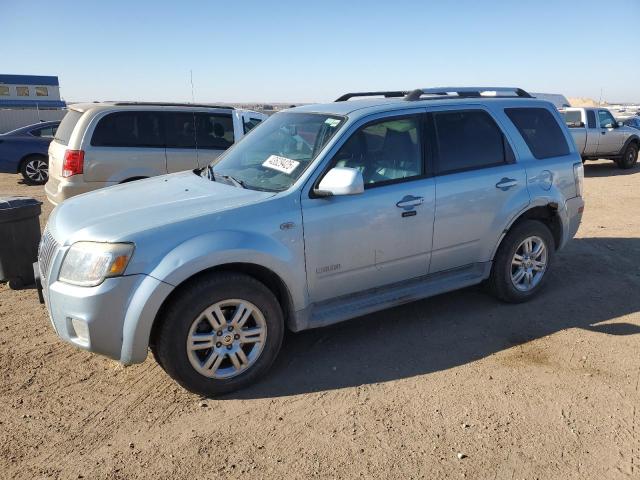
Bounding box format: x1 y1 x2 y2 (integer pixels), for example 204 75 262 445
332 117 423 186
54 110 84 146
243 117 262 134
598 110 616 128
586 110 596 128
91 111 164 147
195 113 234 149
165 112 196 148
434 110 507 173
561 111 583 128
506 108 569 159
31 126 57 138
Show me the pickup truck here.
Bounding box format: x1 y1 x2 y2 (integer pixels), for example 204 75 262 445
560 107 639 169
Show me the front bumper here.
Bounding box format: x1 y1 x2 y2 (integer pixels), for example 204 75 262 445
44 273 172 364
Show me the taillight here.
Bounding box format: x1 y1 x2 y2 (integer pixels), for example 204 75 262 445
573 161 584 197
62 150 84 178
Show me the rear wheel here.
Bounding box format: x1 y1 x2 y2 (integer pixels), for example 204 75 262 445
153 272 284 396
20 155 48 185
488 220 555 303
617 143 638 169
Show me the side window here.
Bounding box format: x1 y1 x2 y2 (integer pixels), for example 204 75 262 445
434 110 508 174
195 113 235 149
505 108 570 159
243 117 262 134
165 112 196 148
586 110 597 129
16 86 29 96
331 116 423 186
0 86 9 96
598 110 616 128
91 111 164 147
35 87 48 97
31 126 56 138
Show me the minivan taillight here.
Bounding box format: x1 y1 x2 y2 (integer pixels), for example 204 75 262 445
573 161 584 197
62 150 84 178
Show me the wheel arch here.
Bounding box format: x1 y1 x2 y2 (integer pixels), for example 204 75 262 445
17 152 47 174
492 203 563 261
149 262 296 350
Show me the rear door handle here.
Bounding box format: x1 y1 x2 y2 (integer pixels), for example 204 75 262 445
396 195 424 210
495 177 518 191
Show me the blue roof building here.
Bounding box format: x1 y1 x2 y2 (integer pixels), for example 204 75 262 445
0 74 66 109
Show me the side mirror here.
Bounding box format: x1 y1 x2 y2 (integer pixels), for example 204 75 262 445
315 167 364 197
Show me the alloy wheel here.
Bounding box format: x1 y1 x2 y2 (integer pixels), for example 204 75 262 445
25 159 48 183
510 235 548 292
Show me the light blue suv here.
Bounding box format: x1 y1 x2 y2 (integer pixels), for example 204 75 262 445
37 87 585 395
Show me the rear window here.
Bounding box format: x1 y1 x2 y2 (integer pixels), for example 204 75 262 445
54 110 83 146
505 108 570 159
91 111 164 148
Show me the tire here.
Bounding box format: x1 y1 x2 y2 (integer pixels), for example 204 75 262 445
20 155 49 185
488 220 555 303
616 143 638 169
153 272 284 396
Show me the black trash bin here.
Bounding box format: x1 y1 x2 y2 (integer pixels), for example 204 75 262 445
0 197 42 289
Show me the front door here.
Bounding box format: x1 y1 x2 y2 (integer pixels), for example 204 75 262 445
302 114 435 303
428 108 530 273
596 109 625 156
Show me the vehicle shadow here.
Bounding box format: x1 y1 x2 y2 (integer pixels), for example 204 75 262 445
229 237 640 399
584 160 640 177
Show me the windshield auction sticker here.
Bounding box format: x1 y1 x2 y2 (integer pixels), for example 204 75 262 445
262 155 300 174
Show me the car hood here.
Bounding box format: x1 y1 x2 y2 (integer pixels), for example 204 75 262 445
48 171 276 243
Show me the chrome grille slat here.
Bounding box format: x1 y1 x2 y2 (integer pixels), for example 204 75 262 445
38 228 59 288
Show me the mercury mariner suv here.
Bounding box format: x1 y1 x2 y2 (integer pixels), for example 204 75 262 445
37 87 585 396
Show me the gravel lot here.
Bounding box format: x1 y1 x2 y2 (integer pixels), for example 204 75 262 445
0 160 638 479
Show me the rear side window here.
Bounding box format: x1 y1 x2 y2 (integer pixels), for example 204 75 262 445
433 110 510 174
91 111 164 147
195 113 234 149
586 110 596 129
505 108 570 159
165 112 196 148
561 111 583 128
54 110 83 146
31 126 57 138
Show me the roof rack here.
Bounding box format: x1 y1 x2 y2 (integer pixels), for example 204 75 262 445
405 87 532 101
112 102 234 109
335 91 409 102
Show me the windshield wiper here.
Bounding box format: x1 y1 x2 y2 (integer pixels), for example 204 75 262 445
214 171 247 189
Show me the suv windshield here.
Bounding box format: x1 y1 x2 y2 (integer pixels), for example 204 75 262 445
207 112 345 191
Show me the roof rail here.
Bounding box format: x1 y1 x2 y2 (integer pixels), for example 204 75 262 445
111 102 234 109
335 91 409 102
405 87 532 101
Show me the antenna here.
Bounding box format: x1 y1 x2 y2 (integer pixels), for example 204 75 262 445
190 70 195 103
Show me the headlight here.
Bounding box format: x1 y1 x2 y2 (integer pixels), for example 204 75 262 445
59 242 134 287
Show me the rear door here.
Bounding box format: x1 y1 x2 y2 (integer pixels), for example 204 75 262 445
596 109 625 155
194 112 235 167
429 107 529 273
85 110 166 182
164 111 198 172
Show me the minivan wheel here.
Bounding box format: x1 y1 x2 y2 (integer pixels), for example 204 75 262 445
617 143 638 169
153 272 284 396
20 155 48 185
488 220 555 303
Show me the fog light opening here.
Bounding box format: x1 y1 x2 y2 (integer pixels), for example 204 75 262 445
70 317 90 344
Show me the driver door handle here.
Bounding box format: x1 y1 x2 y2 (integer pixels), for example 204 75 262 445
496 177 518 191
396 195 424 209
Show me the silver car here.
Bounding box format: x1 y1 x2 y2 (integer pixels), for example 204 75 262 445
38 87 585 395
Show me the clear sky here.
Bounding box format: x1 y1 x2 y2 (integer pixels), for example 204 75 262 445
4 0 639 103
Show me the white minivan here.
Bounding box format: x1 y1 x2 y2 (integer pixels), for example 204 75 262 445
45 102 266 204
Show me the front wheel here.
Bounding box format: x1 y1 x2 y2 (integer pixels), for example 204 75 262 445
20 155 49 185
617 143 638 169
153 272 284 396
488 220 555 303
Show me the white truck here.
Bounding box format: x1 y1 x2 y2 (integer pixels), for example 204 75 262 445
560 107 639 169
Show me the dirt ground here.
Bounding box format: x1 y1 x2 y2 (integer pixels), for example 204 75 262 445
0 160 638 480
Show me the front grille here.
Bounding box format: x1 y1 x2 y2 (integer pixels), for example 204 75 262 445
38 228 59 288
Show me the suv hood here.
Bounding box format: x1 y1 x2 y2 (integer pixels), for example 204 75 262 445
48 171 276 243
